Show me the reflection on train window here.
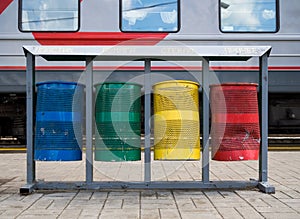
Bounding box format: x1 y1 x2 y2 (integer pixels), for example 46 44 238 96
19 0 79 32
120 0 180 32
220 0 278 32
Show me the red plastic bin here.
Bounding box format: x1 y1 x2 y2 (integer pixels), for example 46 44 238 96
210 83 260 161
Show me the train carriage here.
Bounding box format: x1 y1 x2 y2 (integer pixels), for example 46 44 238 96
0 0 300 147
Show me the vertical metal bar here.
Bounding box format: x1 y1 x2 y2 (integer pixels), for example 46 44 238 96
202 58 210 183
26 53 36 184
86 57 94 184
259 54 269 182
144 59 151 182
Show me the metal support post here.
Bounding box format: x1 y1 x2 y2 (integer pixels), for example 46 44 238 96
258 53 275 193
86 57 94 184
144 59 151 183
202 58 210 183
20 53 36 194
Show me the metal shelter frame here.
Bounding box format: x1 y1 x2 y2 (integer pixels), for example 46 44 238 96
20 45 275 194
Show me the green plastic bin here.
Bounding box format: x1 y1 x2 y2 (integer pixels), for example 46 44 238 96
94 82 142 161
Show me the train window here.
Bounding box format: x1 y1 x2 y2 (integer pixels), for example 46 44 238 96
18 0 80 32
220 0 279 32
120 0 180 32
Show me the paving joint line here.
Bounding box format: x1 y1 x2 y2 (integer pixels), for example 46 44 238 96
171 190 183 219
56 190 79 218
235 191 267 218
97 191 109 218
15 193 44 218
203 191 224 219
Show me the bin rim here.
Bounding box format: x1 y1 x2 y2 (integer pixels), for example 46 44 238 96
153 80 200 87
36 81 85 87
94 82 143 88
210 82 258 88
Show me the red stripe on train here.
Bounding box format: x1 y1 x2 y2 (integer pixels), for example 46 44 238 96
0 0 13 15
33 32 168 46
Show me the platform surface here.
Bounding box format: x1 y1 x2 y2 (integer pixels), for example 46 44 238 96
0 151 299 219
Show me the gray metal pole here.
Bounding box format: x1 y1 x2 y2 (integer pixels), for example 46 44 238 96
259 54 269 182
258 53 275 193
86 57 94 184
26 53 36 185
202 58 210 183
144 59 151 182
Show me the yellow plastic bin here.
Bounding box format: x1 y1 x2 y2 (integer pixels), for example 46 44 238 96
153 80 200 160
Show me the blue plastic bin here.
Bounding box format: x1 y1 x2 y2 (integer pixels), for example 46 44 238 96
34 81 84 161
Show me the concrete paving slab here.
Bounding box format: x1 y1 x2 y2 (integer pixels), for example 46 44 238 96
0 152 299 218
